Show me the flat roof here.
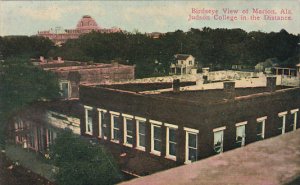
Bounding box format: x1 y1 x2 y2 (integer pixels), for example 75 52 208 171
97 83 292 105
119 129 300 185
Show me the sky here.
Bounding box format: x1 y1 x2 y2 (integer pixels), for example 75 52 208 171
0 1 299 36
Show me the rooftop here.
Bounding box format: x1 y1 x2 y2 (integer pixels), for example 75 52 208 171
120 129 300 185
97 82 292 105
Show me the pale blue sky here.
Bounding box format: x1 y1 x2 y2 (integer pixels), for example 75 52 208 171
0 1 299 36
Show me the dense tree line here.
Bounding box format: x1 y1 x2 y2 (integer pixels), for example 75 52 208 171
0 28 299 78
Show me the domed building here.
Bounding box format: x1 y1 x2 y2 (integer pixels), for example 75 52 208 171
37 15 121 45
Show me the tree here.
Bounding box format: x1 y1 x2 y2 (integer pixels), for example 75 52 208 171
50 130 122 185
0 58 60 148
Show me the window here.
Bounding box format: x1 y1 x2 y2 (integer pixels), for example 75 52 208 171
290 109 299 131
123 114 134 147
110 111 120 142
165 123 178 160
189 60 193 65
59 81 70 99
150 120 162 155
136 116 146 151
184 127 199 164
278 111 288 134
213 127 226 154
84 106 93 135
257 116 267 140
97 108 107 139
235 122 247 147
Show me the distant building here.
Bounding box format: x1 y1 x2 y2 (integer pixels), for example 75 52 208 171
37 15 122 45
255 58 279 72
146 32 165 39
170 54 197 75
34 57 135 99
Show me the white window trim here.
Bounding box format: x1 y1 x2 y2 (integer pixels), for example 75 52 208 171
122 113 134 119
84 106 93 135
257 116 266 139
97 108 107 139
235 121 247 127
291 109 298 131
213 126 226 132
184 130 198 164
110 113 120 143
235 124 246 147
135 116 146 122
278 111 287 135
59 80 71 99
150 121 162 156
183 127 199 134
110 111 120 115
123 115 134 147
136 117 146 151
149 120 162 125
213 128 225 154
165 124 178 161
256 116 267 122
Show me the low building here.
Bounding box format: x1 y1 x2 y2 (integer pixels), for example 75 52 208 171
35 57 135 99
79 77 299 175
10 100 83 154
170 54 197 75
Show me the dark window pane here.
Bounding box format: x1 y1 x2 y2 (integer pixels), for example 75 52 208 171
154 126 161 139
139 122 146 134
114 130 119 140
127 137 133 145
113 117 119 128
169 143 176 156
188 148 197 161
169 129 176 142
189 134 197 148
139 135 145 147
127 119 134 132
154 140 161 151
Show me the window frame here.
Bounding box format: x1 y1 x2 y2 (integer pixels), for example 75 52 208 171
110 111 121 143
290 109 299 131
165 123 178 161
235 121 247 147
256 116 267 140
123 114 134 147
59 80 71 99
84 105 93 135
150 120 162 156
184 127 199 164
213 126 226 154
135 116 147 151
97 108 107 139
278 111 288 135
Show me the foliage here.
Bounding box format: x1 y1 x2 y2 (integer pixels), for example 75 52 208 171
50 130 122 185
0 58 60 148
0 28 299 78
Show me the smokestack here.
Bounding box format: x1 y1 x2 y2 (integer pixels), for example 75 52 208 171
223 81 235 100
173 79 180 93
266 76 277 92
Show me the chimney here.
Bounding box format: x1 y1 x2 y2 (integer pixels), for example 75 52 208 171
266 76 277 92
57 57 63 63
173 79 180 93
223 81 235 100
40 56 45 63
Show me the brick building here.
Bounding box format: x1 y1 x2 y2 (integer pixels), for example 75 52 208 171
79 78 299 175
35 58 135 99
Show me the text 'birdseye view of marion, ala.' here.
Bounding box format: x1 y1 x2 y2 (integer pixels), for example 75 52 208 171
0 1 299 185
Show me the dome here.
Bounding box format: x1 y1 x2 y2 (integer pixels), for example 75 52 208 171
76 15 100 30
